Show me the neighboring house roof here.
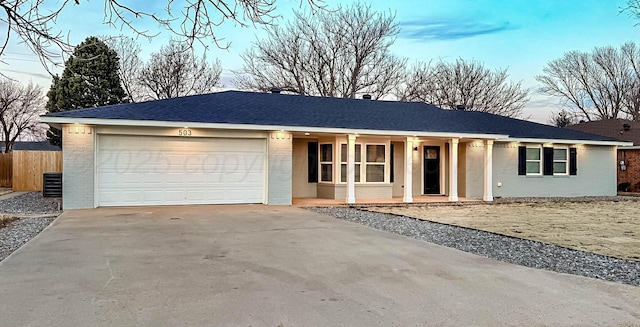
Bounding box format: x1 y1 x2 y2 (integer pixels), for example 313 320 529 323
43 90 622 143
566 119 640 146
8 142 61 151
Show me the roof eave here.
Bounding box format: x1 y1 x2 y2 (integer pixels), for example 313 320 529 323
501 137 631 147
39 116 509 140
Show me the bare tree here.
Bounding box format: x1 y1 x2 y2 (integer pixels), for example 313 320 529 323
0 79 46 153
138 40 222 100
536 42 639 121
620 42 640 120
624 1 640 23
234 2 406 99
402 59 529 118
103 36 144 102
0 0 325 71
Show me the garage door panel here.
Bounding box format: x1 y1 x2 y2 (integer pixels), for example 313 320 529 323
142 191 164 202
165 190 187 202
207 194 224 202
121 190 143 203
97 135 266 206
99 191 120 203
186 190 206 200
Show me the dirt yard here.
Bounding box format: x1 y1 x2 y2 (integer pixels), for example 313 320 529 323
369 201 640 261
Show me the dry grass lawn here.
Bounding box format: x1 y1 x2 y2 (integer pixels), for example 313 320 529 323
369 201 640 261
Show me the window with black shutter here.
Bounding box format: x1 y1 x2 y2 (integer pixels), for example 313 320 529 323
569 148 577 175
518 146 526 175
518 145 577 176
308 142 318 183
543 147 554 175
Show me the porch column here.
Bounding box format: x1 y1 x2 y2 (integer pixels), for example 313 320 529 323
403 137 413 203
483 139 494 201
346 134 357 204
448 138 459 202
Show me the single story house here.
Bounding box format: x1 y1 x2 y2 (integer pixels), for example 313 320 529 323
567 119 640 191
40 91 629 209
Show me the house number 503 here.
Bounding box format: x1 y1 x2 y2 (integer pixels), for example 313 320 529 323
179 129 192 136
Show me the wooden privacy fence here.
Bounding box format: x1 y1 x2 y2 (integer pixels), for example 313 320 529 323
12 150 62 191
0 153 12 187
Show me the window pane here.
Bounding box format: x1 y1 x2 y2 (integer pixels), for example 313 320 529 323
321 164 332 182
526 148 540 160
366 165 384 182
341 163 362 182
342 144 362 162
553 148 567 160
321 144 332 162
526 162 540 174
554 162 567 174
366 145 385 162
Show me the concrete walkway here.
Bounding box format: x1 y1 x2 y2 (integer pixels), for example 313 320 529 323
0 191 25 201
0 205 639 326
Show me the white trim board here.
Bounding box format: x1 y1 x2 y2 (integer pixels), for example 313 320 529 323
499 137 630 147
40 117 508 140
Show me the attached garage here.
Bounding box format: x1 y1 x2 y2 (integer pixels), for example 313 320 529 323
96 135 266 206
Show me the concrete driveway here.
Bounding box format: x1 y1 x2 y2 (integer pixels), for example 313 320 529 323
1 206 639 327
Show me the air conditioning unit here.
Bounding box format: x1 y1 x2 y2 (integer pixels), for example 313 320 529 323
43 172 62 198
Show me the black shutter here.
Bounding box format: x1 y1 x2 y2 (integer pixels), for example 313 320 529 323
518 146 526 175
308 142 318 183
569 148 577 175
543 147 554 175
390 143 395 182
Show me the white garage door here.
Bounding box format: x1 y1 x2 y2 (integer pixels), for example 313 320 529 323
97 135 266 206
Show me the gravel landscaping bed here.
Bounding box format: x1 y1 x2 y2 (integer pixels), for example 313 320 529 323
0 192 61 262
0 216 56 261
307 207 640 287
0 192 61 215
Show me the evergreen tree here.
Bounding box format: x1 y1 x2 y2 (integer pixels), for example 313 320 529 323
549 109 575 128
46 36 126 145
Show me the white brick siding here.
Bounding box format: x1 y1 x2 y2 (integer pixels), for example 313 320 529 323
62 125 95 209
267 132 292 205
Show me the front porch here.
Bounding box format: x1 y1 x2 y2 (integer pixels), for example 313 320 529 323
292 196 482 207
289 132 496 204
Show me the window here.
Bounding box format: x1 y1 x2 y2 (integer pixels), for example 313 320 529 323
526 147 541 175
519 145 577 176
553 147 568 175
320 144 333 182
340 144 361 183
366 145 385 182
338 143 388 183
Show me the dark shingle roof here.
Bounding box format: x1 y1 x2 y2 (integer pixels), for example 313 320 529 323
12 142 61 151
44 90 619 142
566 119 639 145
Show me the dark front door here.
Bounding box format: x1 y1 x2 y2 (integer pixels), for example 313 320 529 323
423 146 440 194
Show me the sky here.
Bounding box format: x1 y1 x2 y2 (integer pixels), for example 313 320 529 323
1 0 639 124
